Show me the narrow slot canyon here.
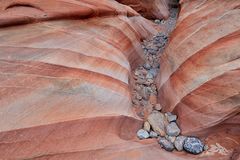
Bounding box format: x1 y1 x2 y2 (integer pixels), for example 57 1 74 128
0 0 239 160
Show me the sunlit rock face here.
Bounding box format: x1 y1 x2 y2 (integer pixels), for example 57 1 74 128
157 0 240 157
116 0 170 19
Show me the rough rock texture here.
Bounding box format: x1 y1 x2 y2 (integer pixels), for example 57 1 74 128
157 0 240 158
174 136 186 151
183 137 204 154
159 137 175 152
116 0 170 19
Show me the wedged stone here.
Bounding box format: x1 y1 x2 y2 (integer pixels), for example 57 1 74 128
165 135 176 143
149 131 158 138
139 99 148 107
158 137 174 152
149 68 157 77
149 94 157 105
166 114 177 122
143 121 151 132
174 136 186 151
147 111 168 136
134 70 142 76
204 145 209 151
154 104 162 111
144 79 154 86
183 137 204 154
137 129 149 139
166 122 180 137
136 78 146 85
146 72 154 79
132 99 140 106
143 63 151 70
135 93 142 100
139 87 150 100
134 85 142 92
154 19 161 24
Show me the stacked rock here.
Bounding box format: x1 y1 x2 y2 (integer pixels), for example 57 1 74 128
132 33 168 118
136 106 205 154
134 7 205 155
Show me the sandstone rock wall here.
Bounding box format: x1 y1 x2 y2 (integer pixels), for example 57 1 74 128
157 0 240 154
0 0 158 159
116 0 170 19
0 0 239 159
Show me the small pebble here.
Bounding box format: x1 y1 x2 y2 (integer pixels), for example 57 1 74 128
166 114 177 122
143 121 151 132
146 72 154 79
154 104 162 111
143 63 151 70
137 129 149 139
166 122 181 137
159 137 175 152
149 68 157 77
174 136 186 151
204 144 209 151
154 19 161 24
149 131 158 138
165 135 176 143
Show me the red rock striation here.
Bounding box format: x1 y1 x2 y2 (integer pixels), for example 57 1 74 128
0 0 239 160
0 0 159 159
157 0 240 158
116 0 170 19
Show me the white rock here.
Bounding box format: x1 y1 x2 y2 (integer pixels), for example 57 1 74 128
149 131 158 138
137 129 149 139
143 121 151 132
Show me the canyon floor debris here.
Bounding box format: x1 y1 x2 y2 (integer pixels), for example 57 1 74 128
132 7 205 155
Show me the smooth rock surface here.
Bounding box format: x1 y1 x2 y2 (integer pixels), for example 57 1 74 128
0 1 158 159
137 129 150 139
166 114 177 122
1 0 240 160
143 121 151 132
157 0 240 136
157 0 240 158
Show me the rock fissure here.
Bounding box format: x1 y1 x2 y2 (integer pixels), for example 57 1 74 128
132 7 205 155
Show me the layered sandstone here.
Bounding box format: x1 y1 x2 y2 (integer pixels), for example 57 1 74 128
157 0 240 158
116 0 170 19
0 0 239 160
0 0 158 159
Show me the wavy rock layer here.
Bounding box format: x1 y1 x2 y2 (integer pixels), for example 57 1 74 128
1 0 240 160
0 0 159 159
1 1 200 159
116 0 170 19
157 0 240 158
